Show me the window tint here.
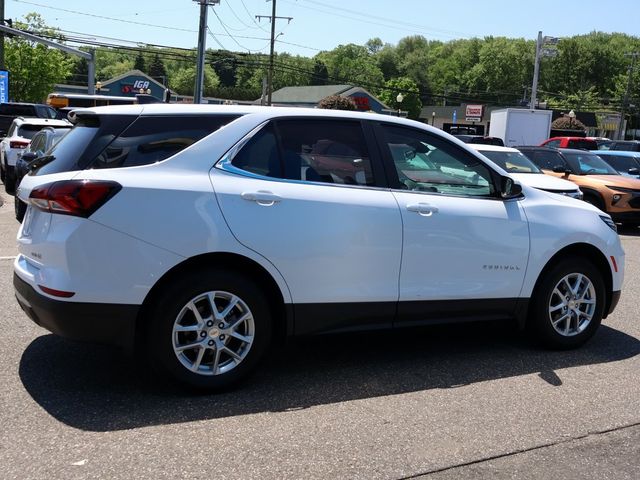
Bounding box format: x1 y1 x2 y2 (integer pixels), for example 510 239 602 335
0 104 36 116
231 119 373 186
91 115 238 169
545 140 560 148
598 154 639 172
278 119 373 185
567 139 597 150
530 150 567 170
381 125 494 196
17 124 46 140
231 123 280 177
27 133 45 154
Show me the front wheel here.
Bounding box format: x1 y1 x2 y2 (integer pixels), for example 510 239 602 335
146 269 272 391
529 257 605 349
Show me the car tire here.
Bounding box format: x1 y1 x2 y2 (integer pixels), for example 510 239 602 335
4 169 15 195
146 268 272 391
528 256 605 349
15 197 27 222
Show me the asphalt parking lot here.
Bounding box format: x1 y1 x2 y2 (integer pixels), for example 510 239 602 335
0 192 638 479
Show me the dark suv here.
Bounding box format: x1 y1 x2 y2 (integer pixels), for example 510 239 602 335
0 102 57 137
607 140 640 152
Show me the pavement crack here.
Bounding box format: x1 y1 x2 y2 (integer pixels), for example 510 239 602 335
397 421 640 479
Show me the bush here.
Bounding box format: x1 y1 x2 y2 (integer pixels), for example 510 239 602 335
317 95 357 111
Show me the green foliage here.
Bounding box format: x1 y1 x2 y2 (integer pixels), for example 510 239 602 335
170 64 219 96
315 44 384 91
317 95 357 110
5 13 73 102
148 53 167 85
134 51 146 72
378 77 422 119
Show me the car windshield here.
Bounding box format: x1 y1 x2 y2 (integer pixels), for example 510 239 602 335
562 152 619 175
478 150 542 174
597 154 640 172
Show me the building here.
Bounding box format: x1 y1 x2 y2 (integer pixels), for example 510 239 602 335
261 85 390 113
54 70 168 101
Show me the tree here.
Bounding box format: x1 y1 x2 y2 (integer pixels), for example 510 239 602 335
315 44 384 91
170 64 219 97
134 50 146 72
4 13 73 102
378 77 422 119
310 60 329 86
317 95 357 110
148 53 168 85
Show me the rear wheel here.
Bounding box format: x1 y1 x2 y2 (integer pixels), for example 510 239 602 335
529 257 605 349
14 197 27 222
4 169 15 195
146 269 272 391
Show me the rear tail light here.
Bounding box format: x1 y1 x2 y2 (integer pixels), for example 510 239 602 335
10 140 29 149
29 180 122 218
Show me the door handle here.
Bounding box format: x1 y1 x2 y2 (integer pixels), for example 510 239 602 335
406 202 439 216
241 191 282 206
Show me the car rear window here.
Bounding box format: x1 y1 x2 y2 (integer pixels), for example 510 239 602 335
17 124 46 140
566 139 598 150
33 114 239 176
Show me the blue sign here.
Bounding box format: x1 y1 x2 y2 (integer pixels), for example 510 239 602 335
453 109 457 124
0 71 8 103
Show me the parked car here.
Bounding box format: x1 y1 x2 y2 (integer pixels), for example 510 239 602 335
470 144 582 199
518 146 640 226
607 140 640 152
0 102 58 137
454 135 504 146
587 137 612 150
540 137 598 150
14 126 71 222
0 117 71 194
594 150 640 179
15 105 624 391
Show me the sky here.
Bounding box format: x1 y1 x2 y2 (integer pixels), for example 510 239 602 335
6 0 640 57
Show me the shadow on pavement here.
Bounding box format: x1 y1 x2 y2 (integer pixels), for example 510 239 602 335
19 322 640 431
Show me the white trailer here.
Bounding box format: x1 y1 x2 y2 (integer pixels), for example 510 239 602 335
489 108 552 147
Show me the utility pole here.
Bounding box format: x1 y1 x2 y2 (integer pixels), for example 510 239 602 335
256 0 292 106
530 32 558 110
193 0 219 104
617 52 640 140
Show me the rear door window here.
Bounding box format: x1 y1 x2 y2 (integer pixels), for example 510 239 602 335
531 150 568 170
91 115 238 169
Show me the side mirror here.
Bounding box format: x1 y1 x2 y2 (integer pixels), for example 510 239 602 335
20 152 38 163
628 168 639 176
552 165 570 174
500 176 523 199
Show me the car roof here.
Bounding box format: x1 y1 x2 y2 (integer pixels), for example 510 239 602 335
468 144 519 153
596 150 640 156
557 148 600 155
546 136 595 141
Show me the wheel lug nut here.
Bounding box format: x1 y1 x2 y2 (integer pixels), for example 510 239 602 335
200 332 206 338
219 334 226 340
206 321 213 327
208 340 214 346
218 323 225 328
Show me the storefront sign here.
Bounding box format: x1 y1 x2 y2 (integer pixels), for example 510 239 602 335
465 104 483 120
0 70 9 103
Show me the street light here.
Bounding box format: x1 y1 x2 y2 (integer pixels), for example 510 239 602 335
431 111 436 126
96 81 102 93
396 93 404 117
568 109 576 129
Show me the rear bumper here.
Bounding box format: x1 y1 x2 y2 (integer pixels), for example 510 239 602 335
14 273 139 351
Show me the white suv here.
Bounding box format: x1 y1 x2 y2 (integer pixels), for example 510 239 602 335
0 116 71 194
14 105 624 391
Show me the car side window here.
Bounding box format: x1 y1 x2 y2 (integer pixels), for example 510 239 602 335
91 115 238 169
545 140 560 148
532 151 567 170
231 123 281 178
276 119 373 186
380 124 494 196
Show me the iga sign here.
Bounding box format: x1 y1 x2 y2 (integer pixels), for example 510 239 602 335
465 104 483 122
121 80 151 94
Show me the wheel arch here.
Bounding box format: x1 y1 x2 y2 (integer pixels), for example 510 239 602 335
580 188 606 210
136 252 292 348
527 242 614 327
